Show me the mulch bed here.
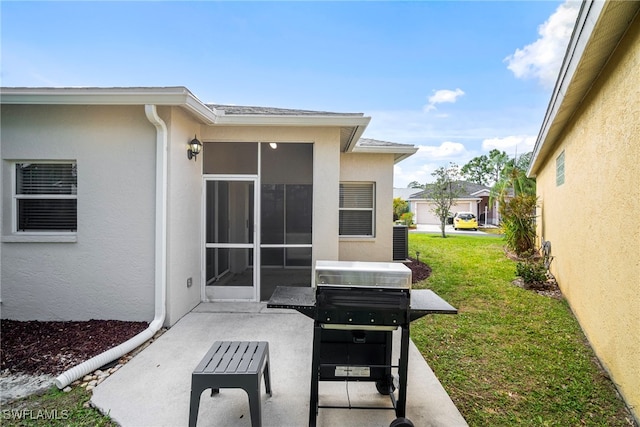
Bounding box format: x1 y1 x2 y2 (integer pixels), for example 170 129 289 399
512 277 563 299
0 320 148 376
406 258 432 283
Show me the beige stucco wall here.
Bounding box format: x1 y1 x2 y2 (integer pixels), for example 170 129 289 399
339 152 395 261
1 105 156 322
534 18 639 417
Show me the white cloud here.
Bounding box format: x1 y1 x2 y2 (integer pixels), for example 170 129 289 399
416 141 467 159
424 88 465 112
505 0 580 89
393 141 474 187
394 163 429 187
482 135 536 153
394 162 445 187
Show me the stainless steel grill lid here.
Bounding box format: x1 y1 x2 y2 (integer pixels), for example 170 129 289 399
315 260 411 289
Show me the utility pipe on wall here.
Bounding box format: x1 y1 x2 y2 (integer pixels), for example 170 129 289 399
55 105 168 389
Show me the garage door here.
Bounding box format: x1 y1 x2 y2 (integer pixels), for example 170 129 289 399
415 202 439 224
415 201 477 225
450 202 476 217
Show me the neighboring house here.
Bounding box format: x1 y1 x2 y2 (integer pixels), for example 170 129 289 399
0 87 417 327
408 181 500 225
527 1 639 421
392 187 422 202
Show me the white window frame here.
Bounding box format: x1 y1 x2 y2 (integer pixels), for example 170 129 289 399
339 182 375 237
6 161 78 242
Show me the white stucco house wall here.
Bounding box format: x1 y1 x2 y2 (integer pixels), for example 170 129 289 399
0 87 417 328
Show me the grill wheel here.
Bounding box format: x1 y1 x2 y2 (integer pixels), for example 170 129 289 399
390 417 415 427
375 379 395 395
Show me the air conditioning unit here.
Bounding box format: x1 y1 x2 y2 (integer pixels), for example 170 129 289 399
393 225 408 261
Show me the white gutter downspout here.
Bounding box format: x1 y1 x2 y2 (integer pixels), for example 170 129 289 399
55 105 168 389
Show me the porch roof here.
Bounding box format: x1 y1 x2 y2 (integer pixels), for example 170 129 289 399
354 138 419 163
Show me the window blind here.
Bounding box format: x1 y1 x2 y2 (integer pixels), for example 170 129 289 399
15 163 77 232
339 183 374 236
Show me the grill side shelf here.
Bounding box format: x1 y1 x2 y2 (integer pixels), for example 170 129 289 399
409 289 458 322
267 286 458 322
266 286 316 319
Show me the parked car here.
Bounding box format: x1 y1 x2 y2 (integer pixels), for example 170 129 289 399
453 212 478 230
446 212 455 225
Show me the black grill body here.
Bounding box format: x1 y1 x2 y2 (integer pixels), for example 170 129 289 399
317 328 391 381
314 286 408 388
267 261 457 427
315 287 409 327
309 279 414 427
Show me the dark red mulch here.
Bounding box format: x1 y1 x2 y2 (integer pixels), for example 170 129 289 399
0 319 148 376
406 258 432 283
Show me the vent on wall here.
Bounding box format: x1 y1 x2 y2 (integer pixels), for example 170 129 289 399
393 225 409 261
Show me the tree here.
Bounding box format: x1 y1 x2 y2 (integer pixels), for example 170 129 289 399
492 153 536 201
515 151 533 171
426 163 462 238
407 181 424 189
461 154 491 186
488 149 509 185
460 149 509 186
393 197 409 221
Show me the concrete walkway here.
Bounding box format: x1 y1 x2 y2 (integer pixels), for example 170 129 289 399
92 303 468 427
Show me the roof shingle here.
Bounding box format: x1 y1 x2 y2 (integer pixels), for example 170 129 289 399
207 104 363 117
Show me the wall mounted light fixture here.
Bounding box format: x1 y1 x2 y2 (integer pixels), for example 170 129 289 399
187 135 202 161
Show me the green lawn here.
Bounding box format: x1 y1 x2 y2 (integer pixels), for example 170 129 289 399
2 234 633 426
1 387 115 427
409 233 633 426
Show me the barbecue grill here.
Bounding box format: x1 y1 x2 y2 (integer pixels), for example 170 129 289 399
268 260 457 427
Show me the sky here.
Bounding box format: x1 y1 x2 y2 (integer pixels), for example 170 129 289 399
0 1 581 187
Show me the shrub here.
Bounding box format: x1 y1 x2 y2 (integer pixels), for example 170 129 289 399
499 193 537 257
516 259 547 285
393 197 409 221
399 212 414 226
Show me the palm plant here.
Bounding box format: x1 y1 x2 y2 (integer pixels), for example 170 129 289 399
500 192 537 257
491 155 538 257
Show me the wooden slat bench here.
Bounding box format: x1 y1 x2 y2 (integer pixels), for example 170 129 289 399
189 341 271 427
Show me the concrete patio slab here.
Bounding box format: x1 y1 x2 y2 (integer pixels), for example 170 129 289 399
92 303 467 427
